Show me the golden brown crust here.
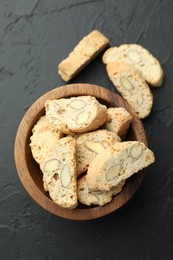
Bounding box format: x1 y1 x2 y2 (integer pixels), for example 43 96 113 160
58 30 109 82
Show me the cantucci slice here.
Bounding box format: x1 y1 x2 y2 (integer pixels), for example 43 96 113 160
106 62 153 118
103 107 132 138
45 96 107 134
86 141 155 191
58 30 109 82
40 137 78 209
45 98 73 134
74 129 121 176
103 44 163 87
30 116 63 164
78 176 125 206
67 96 107 133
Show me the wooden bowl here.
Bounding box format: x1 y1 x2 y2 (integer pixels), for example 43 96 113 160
14 84 147 220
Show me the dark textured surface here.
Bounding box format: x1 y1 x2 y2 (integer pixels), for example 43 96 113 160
0 0 173 259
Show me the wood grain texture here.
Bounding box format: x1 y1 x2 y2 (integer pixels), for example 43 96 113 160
14 84 147 220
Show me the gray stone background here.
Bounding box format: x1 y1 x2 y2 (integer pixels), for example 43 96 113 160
0 0 173 259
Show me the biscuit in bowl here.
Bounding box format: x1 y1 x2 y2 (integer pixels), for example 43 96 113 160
14 83 151 220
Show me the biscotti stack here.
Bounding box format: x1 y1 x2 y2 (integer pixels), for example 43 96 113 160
102 44 164 119
30 95 155 208
78 141 154 206
58 29 163 119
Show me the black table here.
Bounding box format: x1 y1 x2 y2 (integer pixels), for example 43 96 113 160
1 0 173 259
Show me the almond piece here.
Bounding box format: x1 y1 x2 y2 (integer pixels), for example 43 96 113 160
60 164 71 188
85 140 106 154
53 102 60 110
130 143 143 159
128 50 141 63
69 100 87 110
43 159 60 173
120 77 134 90
88 193 99 203
136 93 144 105
105 164 121 181
76 110 90 125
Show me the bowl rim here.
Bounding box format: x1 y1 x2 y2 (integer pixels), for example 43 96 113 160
14 83 147 220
